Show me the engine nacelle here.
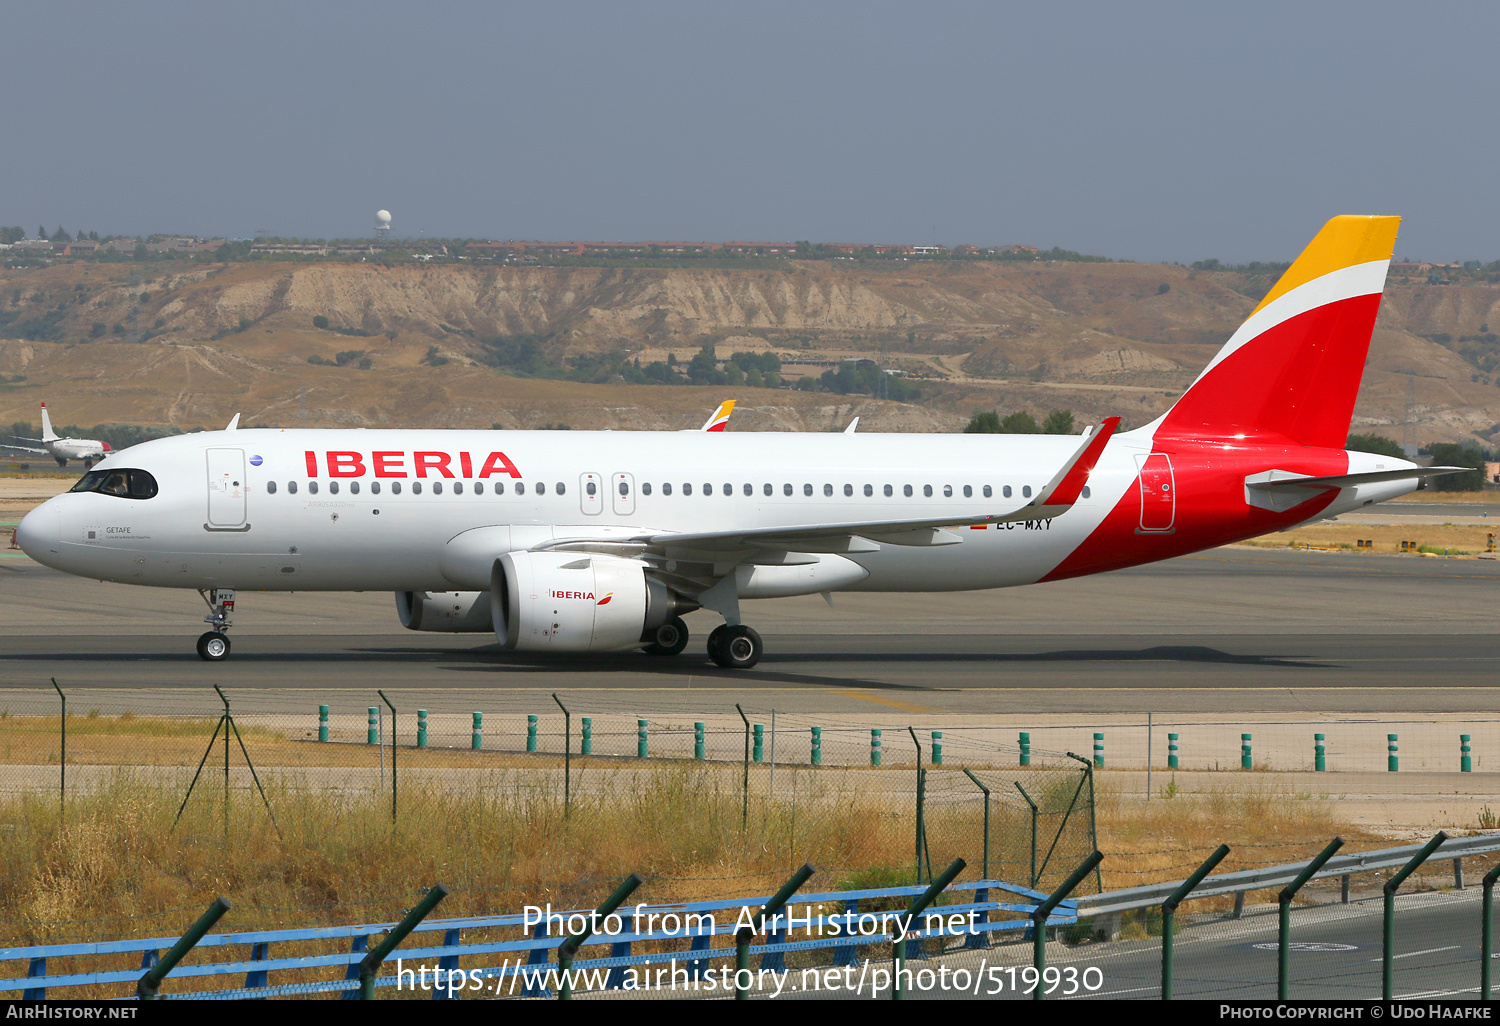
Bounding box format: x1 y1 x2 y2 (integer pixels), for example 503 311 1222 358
491 551 694 652
395 590 493 632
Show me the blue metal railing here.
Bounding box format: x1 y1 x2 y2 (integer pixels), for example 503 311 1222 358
1 878 1076 999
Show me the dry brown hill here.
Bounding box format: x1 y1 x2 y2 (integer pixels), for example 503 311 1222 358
2 258 1498 443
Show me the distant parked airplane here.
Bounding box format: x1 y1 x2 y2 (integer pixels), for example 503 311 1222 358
6 404 110 468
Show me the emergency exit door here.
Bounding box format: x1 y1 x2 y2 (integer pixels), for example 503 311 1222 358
1135 453 1175 533
206 448 247 528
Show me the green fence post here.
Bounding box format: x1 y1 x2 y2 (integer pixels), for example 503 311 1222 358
318 704 329 743
1388 733 1399 772
367 707 378 745
637 719 648 758
558 873 644 1000
1385 831 1448 999
893 858 965 1000
810 726 822 765
136 897 231 999
527 714 538 753
753 723 764 763
1015 782 1039 889
1167 732 1179 770
1032 851 1104 1001
871 728 882 767
1162 844 1231 1000
1462 734 1472 773
1093 732 1103 769
417 710 427 748
471 712 482 750
695 722 705 760
1482 861 1500 1000
359 885 450 999
1278 836 1343 999
581 717 592 755
738 863 816 1000
1315 733 1325 772
1019 731 1031 767
931 731 943 766
963 769 991 879
1241 733 1252 770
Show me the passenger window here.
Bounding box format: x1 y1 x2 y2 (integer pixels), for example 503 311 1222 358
556 482 565 495
538 482 548 495
289 480 299 495
703 483 711 496
983 485 992 498
587 481 597 496
329 481 340 495
824 484 833 497
309 481 320 495
452 482 462 495
783 483 792 496
884 484 893 497
844 484 853 497
923 485 933 497
722 483 732 496
372 481 382 495
963 485 971 498
943 485 953 498
1023 485 1032 498
763 483 772 496
642 482 652 496
803 484 813 496
411 482 421 495
1082 485 1091 499
391 482 401 495
863 484 872 497
494 482 504 495
903 485 913 497
663 482 673 496
1003 485 1012 498
684 483 692 496
266 480 278 495
350 481 361 495
743 483 752 496
619 481 629 495
474 482 483 495
432 482 443 495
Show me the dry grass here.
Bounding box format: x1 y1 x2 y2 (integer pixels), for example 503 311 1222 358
1239 521 1496 554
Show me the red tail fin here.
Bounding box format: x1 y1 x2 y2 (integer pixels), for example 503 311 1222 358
1154 216 1399 449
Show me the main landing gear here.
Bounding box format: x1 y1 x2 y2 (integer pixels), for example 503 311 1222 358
707 624 763 670
643 616 690 657
196 588 235 662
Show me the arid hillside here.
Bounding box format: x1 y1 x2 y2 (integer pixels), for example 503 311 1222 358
2 258 1498 442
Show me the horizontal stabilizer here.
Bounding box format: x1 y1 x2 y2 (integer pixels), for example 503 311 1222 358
1245 466 1469 512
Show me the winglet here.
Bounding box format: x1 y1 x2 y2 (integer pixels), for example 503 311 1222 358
225 413 241 431
844 417 859 434
1035 416 1121 507
701 400 735 432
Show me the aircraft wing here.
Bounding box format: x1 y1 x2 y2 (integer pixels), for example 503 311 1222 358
1 442 48 455
542 417 1120 556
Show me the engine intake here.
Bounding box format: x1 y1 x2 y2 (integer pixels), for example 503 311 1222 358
491 551 695 652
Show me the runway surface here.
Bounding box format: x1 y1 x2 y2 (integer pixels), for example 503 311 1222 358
2 546 1496 714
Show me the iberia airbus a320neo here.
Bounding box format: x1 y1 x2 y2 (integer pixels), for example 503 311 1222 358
16 217 1462 666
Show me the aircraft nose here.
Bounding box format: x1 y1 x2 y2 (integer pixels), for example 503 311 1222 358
16 500 60 559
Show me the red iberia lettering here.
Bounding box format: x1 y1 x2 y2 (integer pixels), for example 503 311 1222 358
327 451 366 477
478 451 522 479
372 451 406 478
550 590 595 600
304 451 318 476
459 452 473 478
414 451 455 479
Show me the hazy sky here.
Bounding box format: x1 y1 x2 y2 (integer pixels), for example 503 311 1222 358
4 1 1497 263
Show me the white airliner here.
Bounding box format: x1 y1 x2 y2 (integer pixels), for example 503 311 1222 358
6 404 110 468
16 217 1463 666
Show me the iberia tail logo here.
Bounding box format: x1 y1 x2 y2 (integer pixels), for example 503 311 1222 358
596 592 613 606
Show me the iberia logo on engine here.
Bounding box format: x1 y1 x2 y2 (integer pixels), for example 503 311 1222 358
596 592 613 606
551 590 595 600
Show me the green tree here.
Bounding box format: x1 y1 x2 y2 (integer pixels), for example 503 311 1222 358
90 322 107 338
964 411 1002 433
312 315 330 330
1157 283 1170 295
687 344 727 386
795 376 817 391
1041 409 1076 434
1346 432 1406 459
1000 411 1040 433
1426 442 1488 491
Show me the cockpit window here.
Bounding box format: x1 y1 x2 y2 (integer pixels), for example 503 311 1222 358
70 469 158 499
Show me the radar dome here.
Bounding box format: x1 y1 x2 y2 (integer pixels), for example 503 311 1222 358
375 210 392 226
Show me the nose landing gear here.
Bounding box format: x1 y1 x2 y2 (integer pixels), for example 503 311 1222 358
196 588 236 661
